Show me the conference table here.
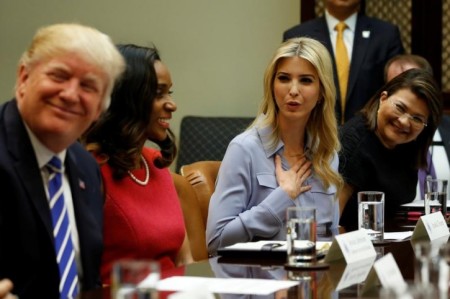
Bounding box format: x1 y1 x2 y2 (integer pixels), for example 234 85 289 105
80 235 422 299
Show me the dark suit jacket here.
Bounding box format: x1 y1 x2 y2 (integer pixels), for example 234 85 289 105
438 115 450 163
283 13 404 122
0 100 103 298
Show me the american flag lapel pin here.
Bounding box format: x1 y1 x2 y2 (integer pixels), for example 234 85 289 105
362 30 370 38
79 179 86 190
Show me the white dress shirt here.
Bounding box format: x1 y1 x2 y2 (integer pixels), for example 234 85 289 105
325 10 357 62
415 130 450 201
24 124 83 277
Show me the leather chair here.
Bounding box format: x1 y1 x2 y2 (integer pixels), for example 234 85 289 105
176 116 253 172
180 161 221 229
171 172 208 261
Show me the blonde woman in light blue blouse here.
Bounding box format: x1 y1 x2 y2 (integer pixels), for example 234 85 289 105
206 37 343 255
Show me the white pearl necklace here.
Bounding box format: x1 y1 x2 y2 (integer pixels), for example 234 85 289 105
127 155 149 186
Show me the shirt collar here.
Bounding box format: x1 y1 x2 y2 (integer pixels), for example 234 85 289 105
23 122 67 170
255 114 312 159
257 124 283 159
325 10 357 33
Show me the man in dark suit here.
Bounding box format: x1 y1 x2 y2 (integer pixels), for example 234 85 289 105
0 23 124 299
283 0 404 123
440 115 450 160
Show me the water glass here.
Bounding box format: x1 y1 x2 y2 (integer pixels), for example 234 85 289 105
438 243 450 295
439 242 450 264
286 271 317 297
358 191 384 242
414 242 440 286
380 283 437 299
111 260 160 299
425 178 448 217
286 207 316 266
413 241 450 298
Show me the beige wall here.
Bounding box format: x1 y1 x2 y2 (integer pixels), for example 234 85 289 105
0 0 300 168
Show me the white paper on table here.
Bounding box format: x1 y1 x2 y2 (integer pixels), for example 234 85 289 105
155 276 298 295
222 240 287 250
168 288 215 299
221 240 331 251
137 272 160 288
401 199 450 207
384 231 413 240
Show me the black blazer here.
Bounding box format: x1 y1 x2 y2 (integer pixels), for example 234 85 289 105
0 100 103 299
283 13 404 122
438 115 450 160
438 114 450 163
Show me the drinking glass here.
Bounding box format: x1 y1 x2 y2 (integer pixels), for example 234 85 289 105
425 178 448 217
380 283 437 299
286 207 316 266
438 243 450 295
358 191 384 242
286 271 317 297
414 242 439 286
439 242 450 264
111 260 160 299
413 241 450 297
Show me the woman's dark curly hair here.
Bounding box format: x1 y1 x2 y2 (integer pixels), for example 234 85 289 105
82 44 177 179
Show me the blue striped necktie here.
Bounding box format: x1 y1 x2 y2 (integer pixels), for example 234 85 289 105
46 156 79 299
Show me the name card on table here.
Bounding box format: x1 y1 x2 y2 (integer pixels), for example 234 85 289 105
411 211 450 241
362 253 406 295
325 230 376 264
328 257 375 291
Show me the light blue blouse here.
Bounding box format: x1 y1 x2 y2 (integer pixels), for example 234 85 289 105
206 122 339 254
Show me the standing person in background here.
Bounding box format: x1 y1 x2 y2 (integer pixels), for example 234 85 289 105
385 54 450 201
0 23 125 298
283 0 404 123
207 37 343 255
338 69 442 231
83 44 192 284
384 54 433 83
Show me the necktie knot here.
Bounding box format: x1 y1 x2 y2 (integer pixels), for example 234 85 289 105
335 22 347 33
47 156 63 174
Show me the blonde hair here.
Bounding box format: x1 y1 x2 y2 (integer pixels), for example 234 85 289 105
251 37 342 190
18 23 125 109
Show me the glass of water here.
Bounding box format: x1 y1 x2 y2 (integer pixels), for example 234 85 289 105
380 283 437 299
286 206 316 266
358 191 384 243
425 178 448 217
111 259 160 299
413 241 450 296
